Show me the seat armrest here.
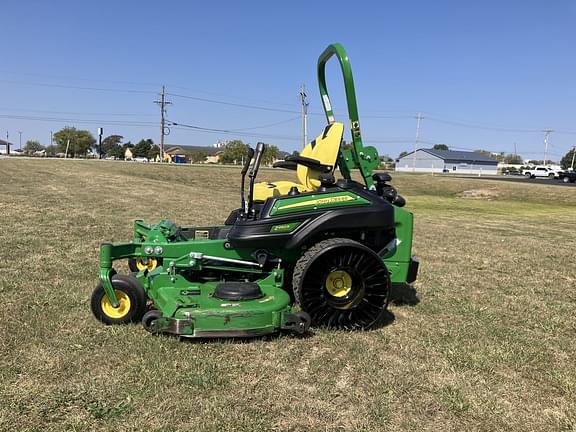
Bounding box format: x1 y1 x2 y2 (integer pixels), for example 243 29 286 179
285 155 333 173
272 160 298 170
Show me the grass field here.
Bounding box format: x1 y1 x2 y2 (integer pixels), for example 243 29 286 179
1 158 575 431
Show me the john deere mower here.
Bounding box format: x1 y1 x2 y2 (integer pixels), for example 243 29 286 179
91 43 419 338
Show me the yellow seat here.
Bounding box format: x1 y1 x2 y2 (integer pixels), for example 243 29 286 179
253 122 344 201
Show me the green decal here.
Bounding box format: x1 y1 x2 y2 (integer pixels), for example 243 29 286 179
270 222 301 233
271 192 370 216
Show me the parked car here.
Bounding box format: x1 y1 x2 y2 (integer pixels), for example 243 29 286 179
133 157 149 163
522 166 561 179
558 170 576 183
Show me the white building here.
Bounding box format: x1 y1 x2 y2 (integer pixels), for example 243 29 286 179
396 148 499 175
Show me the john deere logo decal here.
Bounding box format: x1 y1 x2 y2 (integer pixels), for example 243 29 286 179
279 195 355 211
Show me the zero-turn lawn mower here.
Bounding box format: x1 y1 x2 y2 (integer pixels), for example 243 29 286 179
91 43 419 338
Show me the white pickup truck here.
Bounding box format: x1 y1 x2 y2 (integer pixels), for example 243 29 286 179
522 166 561 179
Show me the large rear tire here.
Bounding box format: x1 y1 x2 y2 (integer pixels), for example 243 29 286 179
292 238 390 330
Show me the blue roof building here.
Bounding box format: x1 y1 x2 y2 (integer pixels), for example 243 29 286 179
396 148 499 175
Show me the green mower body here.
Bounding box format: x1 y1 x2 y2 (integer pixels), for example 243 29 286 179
91 43 419 338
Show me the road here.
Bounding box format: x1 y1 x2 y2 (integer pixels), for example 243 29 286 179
453 175 576 188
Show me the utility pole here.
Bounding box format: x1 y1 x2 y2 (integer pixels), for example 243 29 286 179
300 84 309 148
413 113 423 172
6 131 9 155
154 86 172 162
543 129 553 165
97 128 103 159
18 131 22 150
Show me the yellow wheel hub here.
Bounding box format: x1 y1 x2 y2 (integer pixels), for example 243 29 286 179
325 270 353 298
135 257 157 272
101 290 131 319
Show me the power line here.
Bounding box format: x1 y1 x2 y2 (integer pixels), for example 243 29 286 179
231 116 300 131
0 70 162 88
0 79 154 95
425 116 542 133
1 73 574 133
0 113 156 126
0 107 156 117
168 121 299 142
167 91 301 114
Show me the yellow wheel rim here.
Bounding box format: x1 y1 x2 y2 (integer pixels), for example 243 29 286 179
135 257 157 272
101 290 131 319
325 270 353 298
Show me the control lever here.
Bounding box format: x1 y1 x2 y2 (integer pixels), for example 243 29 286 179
240 146 255 216
247 142 266 218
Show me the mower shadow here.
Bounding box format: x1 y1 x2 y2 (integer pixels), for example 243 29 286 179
176 331 316 344
390 283 420 306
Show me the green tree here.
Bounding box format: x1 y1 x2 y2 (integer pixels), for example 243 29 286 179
262 144 280 166
133 139 154 158
53 127 96 157
189 150 208 163
379 154 393 162
433 144 449 151
45 145 58 156
474 149 492 157
503 153 523 164
102 135 124 156
220 140 249 164
560 147 575 170
24 140 44 154
148 144 160 161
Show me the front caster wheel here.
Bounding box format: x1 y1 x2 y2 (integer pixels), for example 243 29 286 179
91 274 147 325
293 238 390 330
142 310 162 333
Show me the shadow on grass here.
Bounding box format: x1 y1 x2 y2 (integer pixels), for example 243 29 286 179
174 330 316 345
390 283 420 306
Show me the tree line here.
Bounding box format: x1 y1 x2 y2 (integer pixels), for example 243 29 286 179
20 127 282 164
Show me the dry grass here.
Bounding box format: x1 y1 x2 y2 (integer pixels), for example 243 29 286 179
0 158 575 431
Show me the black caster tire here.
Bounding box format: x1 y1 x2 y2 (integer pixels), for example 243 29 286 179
91 274 147 325
142 310 162 333
293 238 390 330
293 311 311 334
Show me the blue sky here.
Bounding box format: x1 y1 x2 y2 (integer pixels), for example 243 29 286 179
1 0 575 161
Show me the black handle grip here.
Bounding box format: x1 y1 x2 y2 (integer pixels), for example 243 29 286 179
250 142 266 179
241 147 255 176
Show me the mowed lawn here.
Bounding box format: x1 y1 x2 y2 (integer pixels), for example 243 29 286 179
1 158 575 432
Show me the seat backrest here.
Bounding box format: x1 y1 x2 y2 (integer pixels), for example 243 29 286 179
297 122 344 189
